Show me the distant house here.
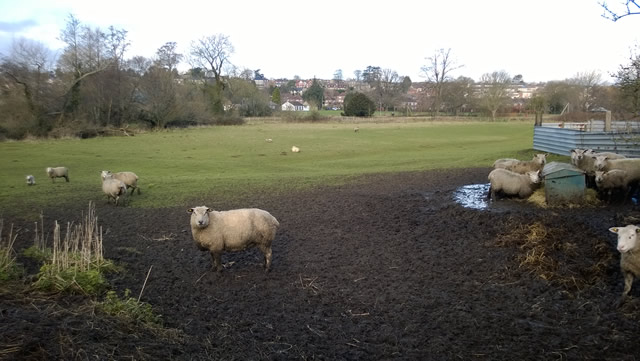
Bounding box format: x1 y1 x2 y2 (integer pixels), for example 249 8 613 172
282 101 310 111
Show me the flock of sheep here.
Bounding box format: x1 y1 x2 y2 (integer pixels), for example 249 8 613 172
24 144 640 304
487 149 640 305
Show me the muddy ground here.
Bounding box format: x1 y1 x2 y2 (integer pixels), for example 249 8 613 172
2 167 640 360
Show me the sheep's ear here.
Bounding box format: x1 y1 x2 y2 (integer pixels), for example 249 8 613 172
609 227 619 234
636 228 640 234
187 208 194 213
206 208 212 213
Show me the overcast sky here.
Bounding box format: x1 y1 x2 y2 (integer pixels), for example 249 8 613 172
0 0 638 83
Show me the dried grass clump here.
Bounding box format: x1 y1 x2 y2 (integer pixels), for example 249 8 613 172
494 219 612 292
33 202 117 294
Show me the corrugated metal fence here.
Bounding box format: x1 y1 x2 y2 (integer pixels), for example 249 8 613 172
533 121 640 157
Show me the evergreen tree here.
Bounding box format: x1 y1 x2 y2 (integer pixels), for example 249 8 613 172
302 78 324 110
272 87 281 105
342 92 376 117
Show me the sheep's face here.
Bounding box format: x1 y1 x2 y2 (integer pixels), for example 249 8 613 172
534 153 547 166
188 206 213 228
594 171 605 184
593 155 608 171
526 170 541 184
570 149 587 165
610 225 640 253
100 170 112 181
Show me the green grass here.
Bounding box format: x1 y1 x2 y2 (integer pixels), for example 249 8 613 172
0 118 557 217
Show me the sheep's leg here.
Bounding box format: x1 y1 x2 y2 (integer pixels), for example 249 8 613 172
622 271 634 298
259 245 272 272
64 175 69 182
210 252 223 272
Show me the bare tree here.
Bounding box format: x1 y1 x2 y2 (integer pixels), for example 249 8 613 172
189 34 234 115
421 48 462 116
189 34 234 84
600 0 640 21
155 42 182 73
479 70 512 120
569 70 602 111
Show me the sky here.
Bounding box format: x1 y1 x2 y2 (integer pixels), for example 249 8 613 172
0 0 638 83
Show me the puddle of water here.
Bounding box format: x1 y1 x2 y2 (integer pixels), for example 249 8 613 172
454 183 490 210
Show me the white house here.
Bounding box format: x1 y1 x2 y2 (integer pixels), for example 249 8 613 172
281 101 310 111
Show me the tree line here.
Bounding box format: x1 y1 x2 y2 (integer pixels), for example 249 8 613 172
1 15 639 140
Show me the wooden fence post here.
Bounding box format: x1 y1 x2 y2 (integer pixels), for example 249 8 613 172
605 110 612 132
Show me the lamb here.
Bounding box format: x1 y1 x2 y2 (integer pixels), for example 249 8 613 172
101 170 140 195
26 175 35 186
487 168 541 200
101 172 127 206
595 170 630 201
493 153 546 174
187 206 280 272
291 146 300 153
46 167 69 182
608 225 640 304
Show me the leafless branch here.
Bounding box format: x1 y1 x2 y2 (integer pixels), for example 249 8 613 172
600 0 640 21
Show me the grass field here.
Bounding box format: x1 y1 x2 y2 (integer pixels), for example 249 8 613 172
0 118 563 217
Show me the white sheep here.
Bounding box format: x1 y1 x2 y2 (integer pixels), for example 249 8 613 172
500 153 547 174
487 168 541 200
571 149 625 187
492 158 519 169
26 175 35 186
595 170 630 201
593 156 640 184
265 138 273 143
354 126 360 133
46 167 69 182
101 172 127 206
608 225 640 304
187 206 280 272
101 170 140 195
291 146 300 153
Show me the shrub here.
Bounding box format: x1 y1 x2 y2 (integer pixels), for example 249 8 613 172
342 92 376 117
99 289 162 325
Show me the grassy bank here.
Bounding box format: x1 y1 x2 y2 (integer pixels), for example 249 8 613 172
0 119 550 217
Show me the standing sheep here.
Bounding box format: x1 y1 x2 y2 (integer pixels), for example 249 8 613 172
26 175 35 186
608 225 640 304
487 168 541 200
595 170 630 201
46 167 69 182
101 170 140 195
571 149 625 188
101 172 127 206
291 146 300 153
187 206 280 272
593 156 640 197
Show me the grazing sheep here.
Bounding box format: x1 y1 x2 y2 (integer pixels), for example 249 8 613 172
101 173 127 206
46 167 69 182
291 146 300 153
487 168 541 200
187 206 280 272
354 126 360 133
500 153 547 174
595 170 630 201
608 225 640 304
101 170 140 195
265 138 273 143
26 175 35 186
